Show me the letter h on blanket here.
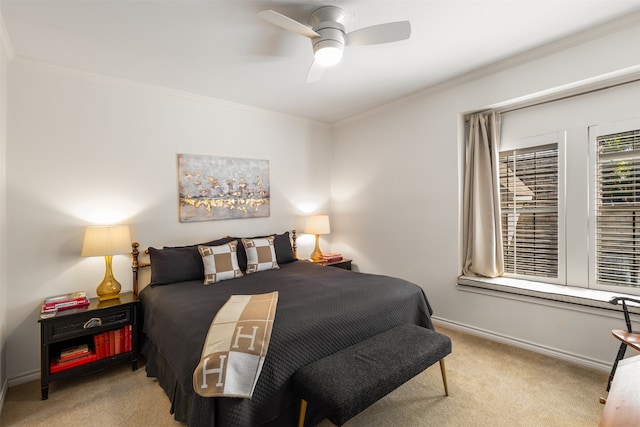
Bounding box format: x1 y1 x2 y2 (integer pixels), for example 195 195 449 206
200 355 227 389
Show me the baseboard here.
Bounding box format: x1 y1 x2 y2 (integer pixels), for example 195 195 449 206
0 378 7 416
431 316 611 372
7 370 39 388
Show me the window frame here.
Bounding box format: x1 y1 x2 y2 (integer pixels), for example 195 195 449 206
499 132 567 286
589 118 640 295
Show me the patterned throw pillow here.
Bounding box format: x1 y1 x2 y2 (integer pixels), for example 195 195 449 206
242 236 280 274
198 241 243 285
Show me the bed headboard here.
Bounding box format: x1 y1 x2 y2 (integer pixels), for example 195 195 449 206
131 230 297 297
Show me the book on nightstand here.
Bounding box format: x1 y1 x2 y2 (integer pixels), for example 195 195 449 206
59 343 90 363
109 330 115 356
94 334 101 360
322 253 344 262
103 332 111 357
115 328 122 354
40 291 90 317
44 291 87 305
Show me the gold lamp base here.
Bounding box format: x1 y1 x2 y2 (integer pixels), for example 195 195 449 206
310 234 324 263
96 255 122 301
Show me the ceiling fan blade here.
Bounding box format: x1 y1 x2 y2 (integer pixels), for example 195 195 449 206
258 10 319 38
306 60 327 83
345 21 411 46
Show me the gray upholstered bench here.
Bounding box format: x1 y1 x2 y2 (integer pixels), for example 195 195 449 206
291 324 452 427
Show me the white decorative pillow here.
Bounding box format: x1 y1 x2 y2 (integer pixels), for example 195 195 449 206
198 241 243 285
242 236 280 274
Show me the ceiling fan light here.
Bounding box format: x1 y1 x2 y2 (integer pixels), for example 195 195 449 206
314 40 343 67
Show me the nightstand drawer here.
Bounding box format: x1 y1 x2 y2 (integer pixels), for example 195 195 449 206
46 307 132 342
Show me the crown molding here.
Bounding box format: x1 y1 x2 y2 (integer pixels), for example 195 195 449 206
11 56 332 129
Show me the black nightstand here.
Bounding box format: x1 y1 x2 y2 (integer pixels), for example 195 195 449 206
38 291 139 400
321 259 352 270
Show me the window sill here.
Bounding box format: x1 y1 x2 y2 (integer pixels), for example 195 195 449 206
457 275 640 315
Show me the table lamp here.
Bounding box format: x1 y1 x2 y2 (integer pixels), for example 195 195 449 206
304 215 330 262
81 224 131 301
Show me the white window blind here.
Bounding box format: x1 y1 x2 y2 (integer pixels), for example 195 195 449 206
500 144 559 279
596 129 640 288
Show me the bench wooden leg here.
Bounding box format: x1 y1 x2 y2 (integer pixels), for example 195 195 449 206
298 399 308 427
439 359 449 396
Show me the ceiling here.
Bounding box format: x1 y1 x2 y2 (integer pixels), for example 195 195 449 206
2 1 640 123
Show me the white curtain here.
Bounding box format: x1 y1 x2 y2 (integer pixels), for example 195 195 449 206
462 112 504 277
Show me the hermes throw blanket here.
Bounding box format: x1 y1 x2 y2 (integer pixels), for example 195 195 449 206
193 291 278 398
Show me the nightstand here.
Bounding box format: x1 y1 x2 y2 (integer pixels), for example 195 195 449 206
38 291 139 400
321 259 352 270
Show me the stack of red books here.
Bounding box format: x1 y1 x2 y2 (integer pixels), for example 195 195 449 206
322 253 343 263
41 291 90 316
50 343 97 373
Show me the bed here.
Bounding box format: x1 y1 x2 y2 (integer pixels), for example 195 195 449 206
133 231 434 427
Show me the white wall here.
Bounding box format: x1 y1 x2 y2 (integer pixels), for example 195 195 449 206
5 59 332 382
331 18 640 369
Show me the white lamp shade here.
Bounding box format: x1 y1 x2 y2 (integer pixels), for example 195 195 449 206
81 225 131 257
304 215 330 235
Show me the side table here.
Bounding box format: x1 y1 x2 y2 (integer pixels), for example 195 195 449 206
39 291 139 400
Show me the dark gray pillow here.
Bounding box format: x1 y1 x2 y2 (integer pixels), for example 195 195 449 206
148 246 203 286
273 232 296 264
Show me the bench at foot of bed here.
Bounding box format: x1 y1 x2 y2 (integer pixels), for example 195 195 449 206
291 324 452 427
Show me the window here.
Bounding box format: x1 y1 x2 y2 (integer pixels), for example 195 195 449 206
500 143 560 281
462 81 640 297
592 125 640 292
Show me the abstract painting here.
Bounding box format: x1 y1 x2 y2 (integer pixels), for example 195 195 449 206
178 154 270 222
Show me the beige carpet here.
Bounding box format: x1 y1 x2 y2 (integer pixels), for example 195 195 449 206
0 326 607 426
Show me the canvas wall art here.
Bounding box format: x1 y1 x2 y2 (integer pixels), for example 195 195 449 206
178 154 270 222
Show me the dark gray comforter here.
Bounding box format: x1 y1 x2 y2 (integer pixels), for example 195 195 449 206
139 260 434 426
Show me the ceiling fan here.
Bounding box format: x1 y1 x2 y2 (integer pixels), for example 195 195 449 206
258 6 411 83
